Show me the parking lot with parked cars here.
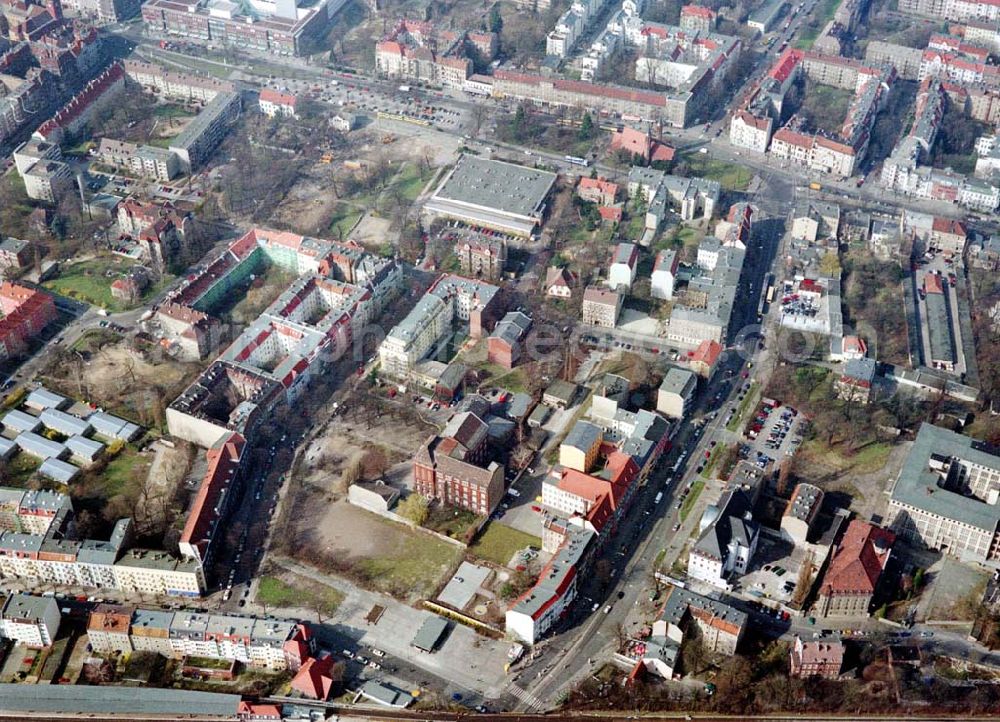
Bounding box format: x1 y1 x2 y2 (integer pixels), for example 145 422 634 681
744 400 804 465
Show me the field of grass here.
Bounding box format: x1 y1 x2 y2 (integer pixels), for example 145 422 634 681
4 454 41 487
100 447 150 497
328 204 363 238
395 163 435 202
681 153 751 191
795 0 840 49
153 103 195 119
424 505 482 541
43 258 132 311
470 523 542 566
257 574 345 616
354 536 462 598
679 479 705 523
798 439 892 475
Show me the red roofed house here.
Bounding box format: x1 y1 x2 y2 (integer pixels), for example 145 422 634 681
545 266 576 298
815 519 895 618
281 624 315 672
598 205 623 222
689 339 722 378
679 4 716 33
790 635 844 679
841 335 867 360
0 282 56 361
610 126 675 164
924 272 945 295
577 177 620 206
929 217 967 254
259 88 298 118
237 701 283 721
290 654 338 701
541 448 640 551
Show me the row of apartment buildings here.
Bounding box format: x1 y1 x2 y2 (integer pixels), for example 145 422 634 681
375 19 498 89
729 49 894 178
507 382 672 643
881 76 1000 211
164 229 401 581
87 604 314 670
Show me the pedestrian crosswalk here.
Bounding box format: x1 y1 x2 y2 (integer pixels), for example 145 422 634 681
508 683 544 711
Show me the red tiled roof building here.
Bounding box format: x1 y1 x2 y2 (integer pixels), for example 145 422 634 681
815 519 895 618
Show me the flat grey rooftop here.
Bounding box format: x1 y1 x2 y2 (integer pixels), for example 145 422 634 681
891 422 1000 533
0 684 239 716
431 155 557 218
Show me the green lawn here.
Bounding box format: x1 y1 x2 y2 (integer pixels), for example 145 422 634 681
257 575 345 616
4 454 41 488
100 447 149 497
43 258 130 311
329 204 363 239
153 103 195 119
395 163 435 202
679 479 705 523
354 536 462 598
796 0 840 49
681 154 752 191
469 523 542 566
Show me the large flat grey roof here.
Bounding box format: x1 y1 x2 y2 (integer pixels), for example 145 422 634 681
924 291 955 365
891 423 1000 533
0 684 239 716
430 155 557 219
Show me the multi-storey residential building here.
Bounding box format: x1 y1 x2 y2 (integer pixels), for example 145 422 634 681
87 604 133 654
487 311 531 369
899 0 1000 23
34 62 128 144
577 177 620 206
729 109 773 152
87 606 313 670
651 249 678 300
865 40 924 80
0 282 55 360
780 483 825 545
627 166 719 226
123 60 236 102
95 138 179 180
141 0 342 57
412 412 505 515
379 274 501 380
607 243 638 291
791 200 841 241
167 228 401 445
640 585 746 678
168 90 241 174
679 3 716 32
815 519 894 618
0 237 32 273
688 489 758 589
888 423 1000 564
656 366 697 419
581 286 622 328
0 593 60 648
790 636 844 678
258 88 298 118
506 527 594 644
689 338 722 378
375 20 496 89
113 549 205 597
666 240 745 347
455 238 506 281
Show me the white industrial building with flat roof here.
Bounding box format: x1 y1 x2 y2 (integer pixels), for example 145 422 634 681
423 155 558 238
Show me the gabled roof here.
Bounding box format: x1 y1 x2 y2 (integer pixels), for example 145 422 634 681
820 519 894 597
290 656 335 700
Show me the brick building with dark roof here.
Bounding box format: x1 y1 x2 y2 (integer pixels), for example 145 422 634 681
412 412 505 515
